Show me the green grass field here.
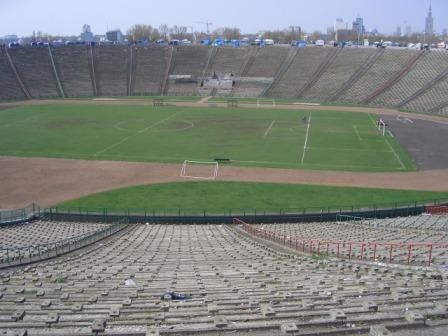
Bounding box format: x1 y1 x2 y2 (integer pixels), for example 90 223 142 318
58 181 448 212
0 103 413 171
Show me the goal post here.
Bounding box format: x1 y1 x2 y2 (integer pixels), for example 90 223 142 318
377 118 386 136
153 98 164 107
180 160 219 180
256 98 276 108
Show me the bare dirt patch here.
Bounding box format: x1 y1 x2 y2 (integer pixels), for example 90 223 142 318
0 105 17 112
1 156 448 210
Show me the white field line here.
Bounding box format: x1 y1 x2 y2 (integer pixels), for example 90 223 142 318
383 136 405 169
300 114 312 164
263 120 276 138
94 110 182 156
292 102 321 106
113 120 134 132
114 119 194 132
367 113 405 170
353 125 362 141
198 96 213 104
307 147 392 153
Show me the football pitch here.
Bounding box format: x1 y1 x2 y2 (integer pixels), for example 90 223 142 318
0 104 413 172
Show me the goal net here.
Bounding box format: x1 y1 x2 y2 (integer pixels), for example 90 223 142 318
180 160 219 180
256 98 276 108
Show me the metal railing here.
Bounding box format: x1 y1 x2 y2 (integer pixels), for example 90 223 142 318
0 203 39 225
234 217 448 267
0 221 128 268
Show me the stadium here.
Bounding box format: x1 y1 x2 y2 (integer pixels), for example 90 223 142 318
2 41 448 336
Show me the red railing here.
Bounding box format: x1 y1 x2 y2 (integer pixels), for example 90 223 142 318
233 218 448 266
426 205 448 215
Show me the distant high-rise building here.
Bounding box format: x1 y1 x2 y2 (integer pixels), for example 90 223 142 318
334 18 348 41
80 24 95 43
425 1 434 40
352 16 365 36
106 30 124 43
405 25 412 37
395 26 402 37
334 18 347 32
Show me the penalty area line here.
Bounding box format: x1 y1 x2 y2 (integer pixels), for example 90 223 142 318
367 113 405 170
263 120 276 138
353 125 362 141
300 113 312 164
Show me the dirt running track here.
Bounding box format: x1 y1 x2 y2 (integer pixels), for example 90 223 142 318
1 99 448 209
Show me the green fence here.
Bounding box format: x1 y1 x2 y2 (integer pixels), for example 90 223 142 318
51 197 448 218
0 203 39 225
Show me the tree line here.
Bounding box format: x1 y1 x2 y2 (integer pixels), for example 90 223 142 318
127 24 448 45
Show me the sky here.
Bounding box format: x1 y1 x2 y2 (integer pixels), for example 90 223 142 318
0 0 446 37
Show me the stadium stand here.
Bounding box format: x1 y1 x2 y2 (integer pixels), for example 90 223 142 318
47 46 65 98
362 50 425 105
329 48 385 101
233 80 271 98
376 215 448 230
439 104 448 115
296 47 342 98
0 222 447 336
51 46 94 97
3 45 448 116
266 47 334 98
300 48 376 102
133 45 170 96
92 45 129 96
7 47 60 98
261 48 298 97
233 46 289 97
0 48 27 100
339 49 421 104
245 46 289 78
161 46 176 95
205 46 247 76
0 221 112 264
243 214 448 266
404 76 448 115
1 221 110 249
237 46 259 77
371 50 448 107
166 45 209 96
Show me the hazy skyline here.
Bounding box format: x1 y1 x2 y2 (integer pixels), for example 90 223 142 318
1 0 446 37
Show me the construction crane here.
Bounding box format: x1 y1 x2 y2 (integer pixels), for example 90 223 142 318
195 21 213 34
